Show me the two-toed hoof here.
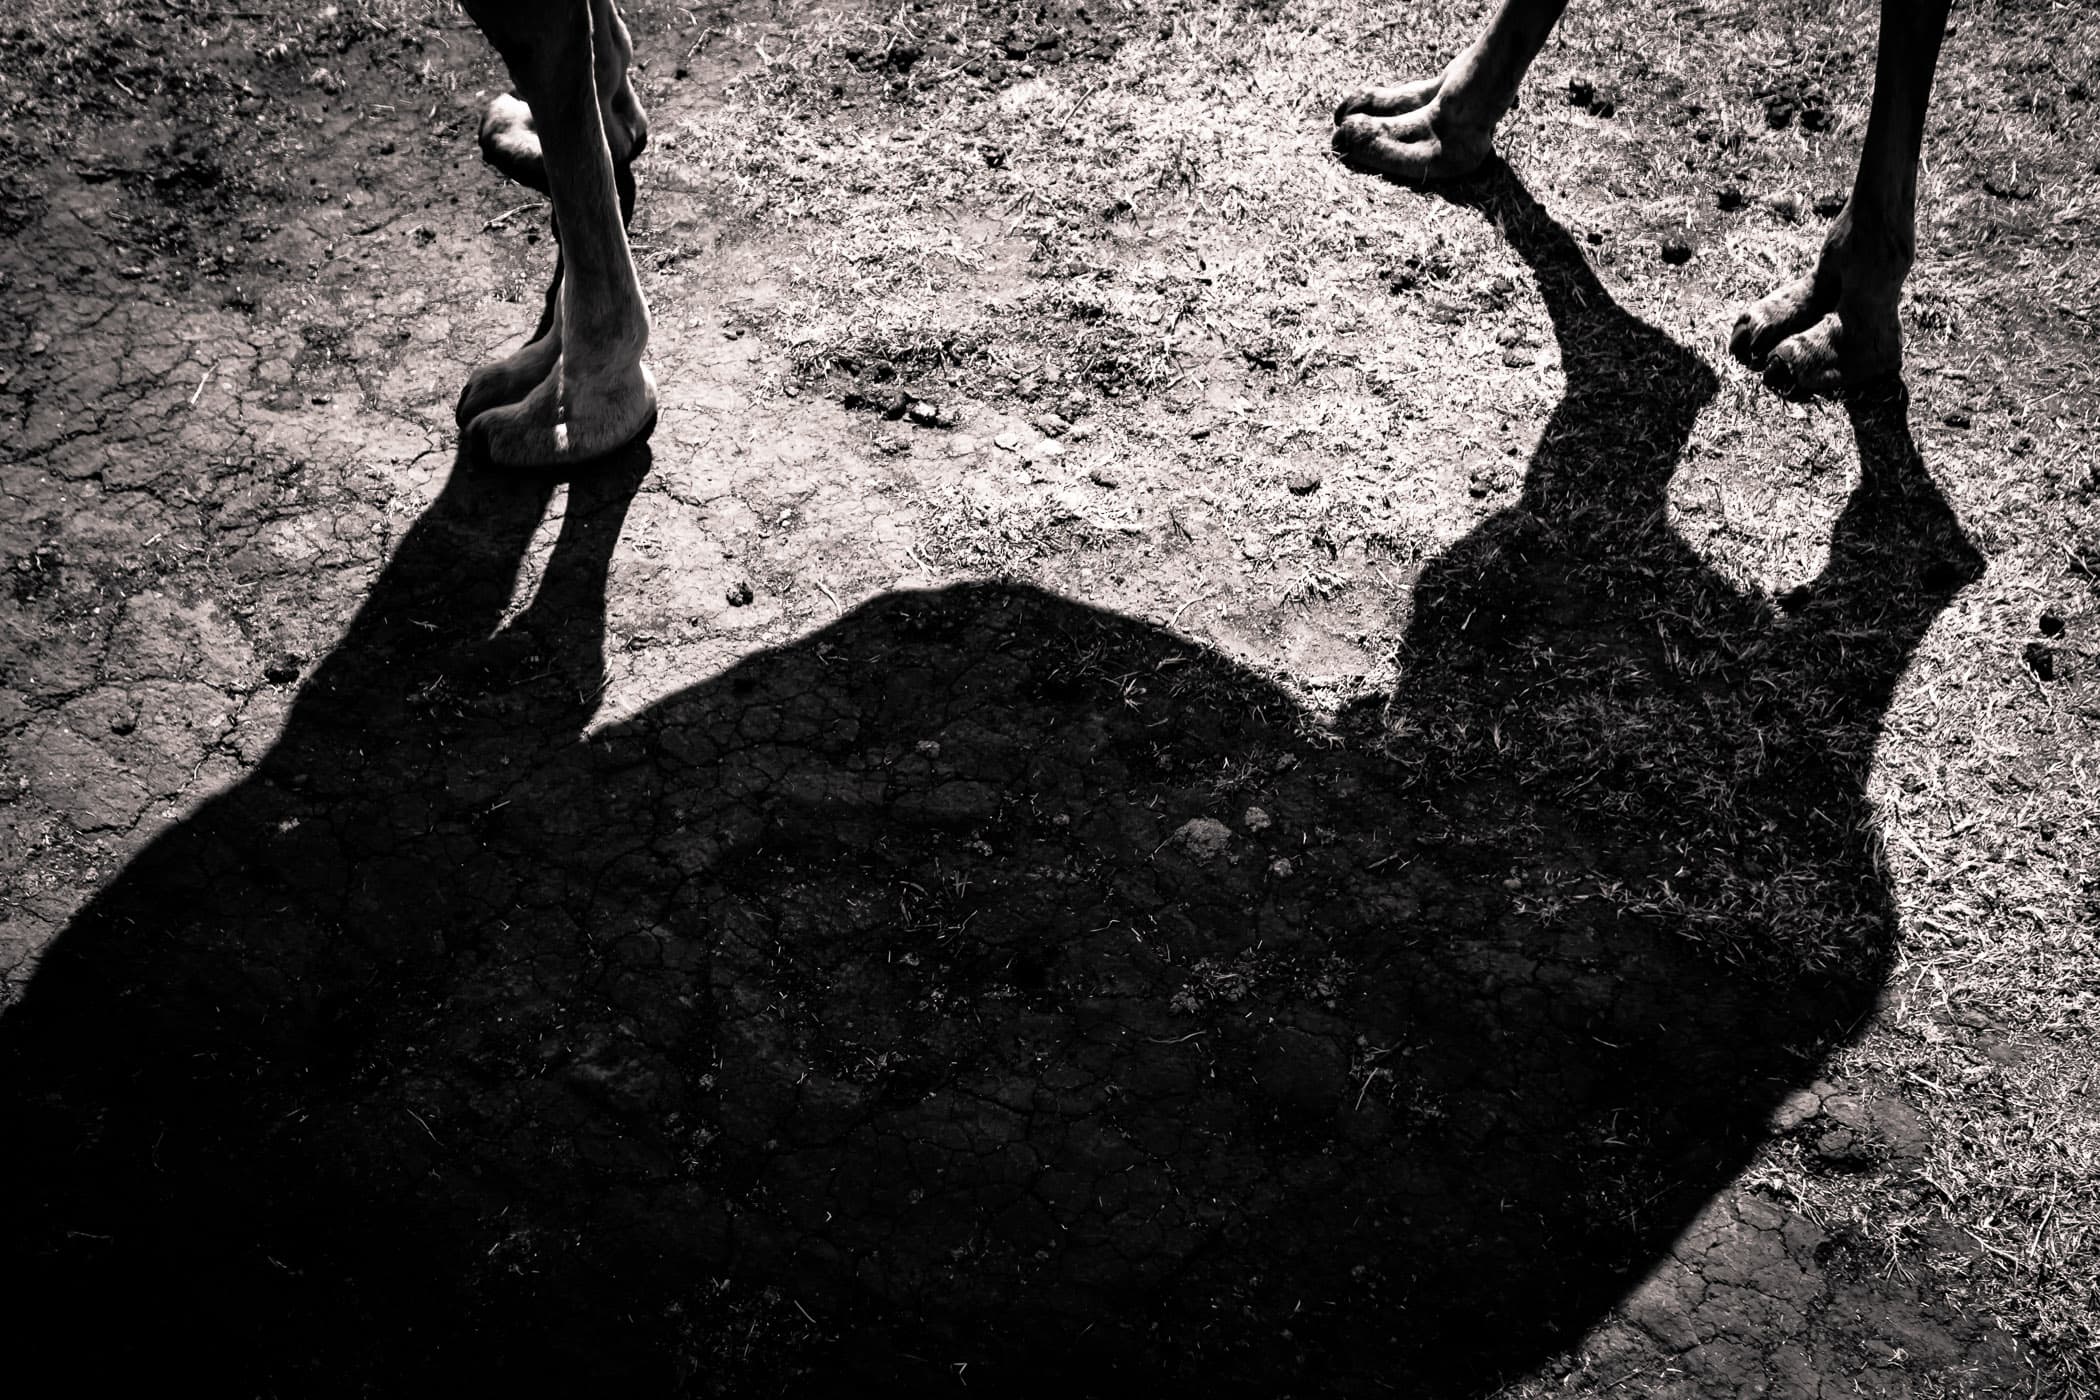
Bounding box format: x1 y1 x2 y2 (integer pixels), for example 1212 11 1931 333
1331 107 1495 183
456 338 564 429
1333 76 1444 125
1729 282 1902 399
465 363 659 470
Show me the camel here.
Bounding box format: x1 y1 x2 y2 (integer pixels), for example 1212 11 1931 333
453 0 1950 467
1334 0 1952 394
454 0 657 468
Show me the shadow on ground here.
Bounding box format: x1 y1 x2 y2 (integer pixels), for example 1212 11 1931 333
0 167 1982 1396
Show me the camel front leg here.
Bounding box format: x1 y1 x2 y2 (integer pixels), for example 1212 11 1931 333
1332 0 1572 181
456 0 646 433
458 0 655 467
1730 0 1952 393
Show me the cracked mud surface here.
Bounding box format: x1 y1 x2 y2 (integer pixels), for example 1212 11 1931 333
3 1 2092 1395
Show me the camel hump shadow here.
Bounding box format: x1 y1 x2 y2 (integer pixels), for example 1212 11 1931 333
0 171 1979 1395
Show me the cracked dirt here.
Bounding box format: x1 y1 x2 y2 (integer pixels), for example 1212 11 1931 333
2 0 2095 1395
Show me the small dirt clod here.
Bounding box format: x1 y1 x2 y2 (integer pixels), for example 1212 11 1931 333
1171 817 1232 863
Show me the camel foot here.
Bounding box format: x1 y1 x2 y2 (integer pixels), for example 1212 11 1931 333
1731 293 1902 398
478 93 551 192
464 360 658 469
1332 107 1496 181
1334 74 1446 124
1332 53 1506 182
457 321 564 427
1729 205 1906 396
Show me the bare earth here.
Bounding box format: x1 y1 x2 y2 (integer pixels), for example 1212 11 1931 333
1 0 2094 1395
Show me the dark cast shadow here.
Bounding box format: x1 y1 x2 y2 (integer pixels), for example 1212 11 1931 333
0 165 1980 1397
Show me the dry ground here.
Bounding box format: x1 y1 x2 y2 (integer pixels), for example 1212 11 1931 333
0 0 2095 1395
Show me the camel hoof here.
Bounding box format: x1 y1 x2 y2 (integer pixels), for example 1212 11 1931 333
466 363 659 470
1332 107 1493 183
456 334 564 428
1333 76 1443 125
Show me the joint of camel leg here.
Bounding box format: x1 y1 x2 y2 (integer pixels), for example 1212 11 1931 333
478 93 549 193
476 91 647 198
